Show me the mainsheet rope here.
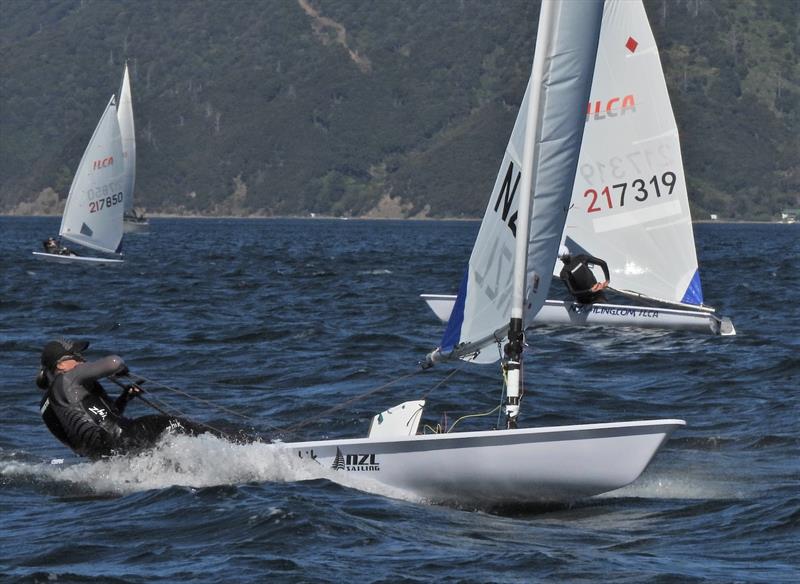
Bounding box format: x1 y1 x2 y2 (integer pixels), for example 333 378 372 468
115 366 463 439
107 376 240 439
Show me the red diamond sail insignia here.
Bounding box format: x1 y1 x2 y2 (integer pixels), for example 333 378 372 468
626 36 638 53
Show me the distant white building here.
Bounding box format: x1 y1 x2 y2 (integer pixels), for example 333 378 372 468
780 209 798 224
710 214 718 220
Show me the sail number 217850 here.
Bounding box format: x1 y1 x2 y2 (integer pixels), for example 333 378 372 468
584 171 677 213
89 192 124 213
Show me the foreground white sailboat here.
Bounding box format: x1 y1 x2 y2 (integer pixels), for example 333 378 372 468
282 0 684 507
286 413 683 506
118 63 149 234
33 94 127 265
422 0 734 336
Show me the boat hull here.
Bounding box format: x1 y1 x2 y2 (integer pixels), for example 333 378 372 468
123 219 149 233
281 419 685 506
32 251 124 265
422 294 735 336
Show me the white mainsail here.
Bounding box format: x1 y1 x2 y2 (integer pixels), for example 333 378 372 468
117 63 136 215
59 96 126 255
436 0 604 364
558 0 703 307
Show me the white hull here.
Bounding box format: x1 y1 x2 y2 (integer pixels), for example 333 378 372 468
123 218 150 233
283 419 685 506
32 251 123 265
422 294 735 336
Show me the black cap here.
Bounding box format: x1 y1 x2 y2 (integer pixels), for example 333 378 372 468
41 339 89 372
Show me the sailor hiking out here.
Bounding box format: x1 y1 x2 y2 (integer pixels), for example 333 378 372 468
37 339 216 459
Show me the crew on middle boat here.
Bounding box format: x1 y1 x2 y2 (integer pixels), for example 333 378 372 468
42 237 76 256
558 245 610 304
36 339 221 459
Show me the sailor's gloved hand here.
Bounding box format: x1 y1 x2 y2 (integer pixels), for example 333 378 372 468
121 383 142 402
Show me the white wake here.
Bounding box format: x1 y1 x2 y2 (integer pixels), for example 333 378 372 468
1 433 421 503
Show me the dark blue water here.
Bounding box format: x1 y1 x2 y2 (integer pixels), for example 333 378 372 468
1 217 798 583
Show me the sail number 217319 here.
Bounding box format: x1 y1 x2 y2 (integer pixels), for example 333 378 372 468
584 171 677 213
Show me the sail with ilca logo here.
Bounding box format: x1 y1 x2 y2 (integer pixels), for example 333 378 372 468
422 0 735 336
33 94 126 265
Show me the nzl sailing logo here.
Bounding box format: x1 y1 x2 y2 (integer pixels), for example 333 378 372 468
586 94 636 121
331 448 380 472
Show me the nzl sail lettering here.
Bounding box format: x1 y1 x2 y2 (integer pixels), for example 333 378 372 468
471 159 518 309
493 160 520 237
586 94 636 121
92 156 114 170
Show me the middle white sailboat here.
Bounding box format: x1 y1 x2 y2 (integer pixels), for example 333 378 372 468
423 0 734 336
282 0 683 507
33 65 136 265
33 94 127 265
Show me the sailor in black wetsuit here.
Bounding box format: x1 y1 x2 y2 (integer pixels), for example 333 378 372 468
41 237 76 256
43 237 58 254
558 245 611 304
37 339 210 459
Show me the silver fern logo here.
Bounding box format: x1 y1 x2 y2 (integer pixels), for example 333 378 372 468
331 448 346 470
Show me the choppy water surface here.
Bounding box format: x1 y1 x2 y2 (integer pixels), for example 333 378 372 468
1 217 798 583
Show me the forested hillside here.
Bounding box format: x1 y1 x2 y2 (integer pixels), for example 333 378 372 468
1 0 797 219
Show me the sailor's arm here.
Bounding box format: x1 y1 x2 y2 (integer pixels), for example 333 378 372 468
588 256 610 282
72 355 128 385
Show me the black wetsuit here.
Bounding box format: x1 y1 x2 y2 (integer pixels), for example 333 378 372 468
40 356 207 458
559 254 610 304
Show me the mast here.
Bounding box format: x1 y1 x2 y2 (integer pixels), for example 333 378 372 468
503 0 555 428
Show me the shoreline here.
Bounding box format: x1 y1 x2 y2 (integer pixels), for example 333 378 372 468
0 212 479 221
0 213 789 224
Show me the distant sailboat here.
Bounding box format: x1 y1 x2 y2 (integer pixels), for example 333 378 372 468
422 0 734 336
33 95 126 265
280 0 683 507
118 63 148 233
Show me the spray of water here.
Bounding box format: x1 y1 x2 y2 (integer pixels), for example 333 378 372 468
0 433 422 503
598 471 746 501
